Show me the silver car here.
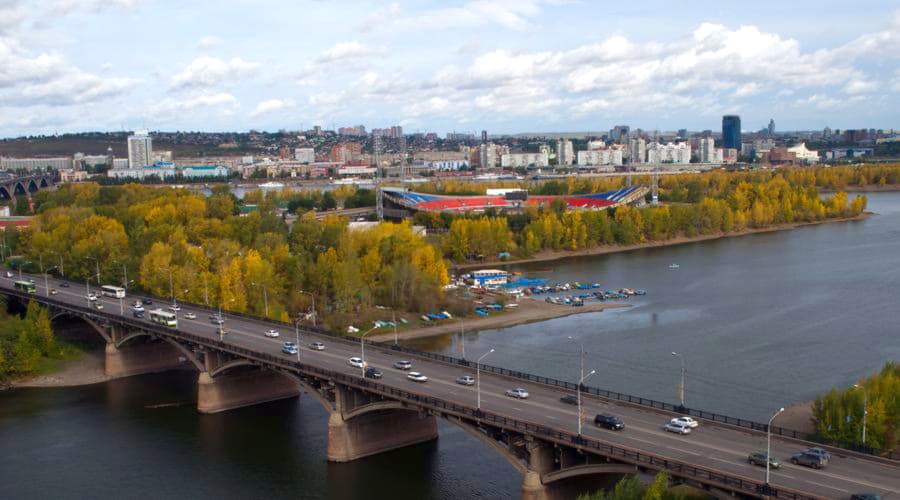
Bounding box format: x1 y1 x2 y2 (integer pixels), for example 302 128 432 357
505 388 529 399
663 421 692 435
456 375 475 386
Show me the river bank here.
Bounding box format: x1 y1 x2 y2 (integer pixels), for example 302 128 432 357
369 299 630 342
5 349 115 389
455 212 871 271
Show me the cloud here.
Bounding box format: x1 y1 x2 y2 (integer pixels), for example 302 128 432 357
251 98 294 117
794 94 866 110
359 0 545 33
315 41 379 63
734 82 762 97
19 72 138 105
0 0 25 34
52 0 145 14
171 56 259 89
196 36 222 50
843 79 879 94
150 92 238 118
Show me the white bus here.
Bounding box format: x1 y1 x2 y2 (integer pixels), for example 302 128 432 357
148 309 178 328
101 285 126 298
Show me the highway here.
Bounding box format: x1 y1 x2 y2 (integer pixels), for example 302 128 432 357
4 271 898 499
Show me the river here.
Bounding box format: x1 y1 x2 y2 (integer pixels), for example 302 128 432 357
2 192 899 499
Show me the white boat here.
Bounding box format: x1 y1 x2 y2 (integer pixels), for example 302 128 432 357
669 264 680 269
260 181 284 188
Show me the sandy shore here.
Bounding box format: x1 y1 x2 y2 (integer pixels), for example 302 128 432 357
369 299 630 342
777 400 817 435
455 213 871 271
8 349 116 389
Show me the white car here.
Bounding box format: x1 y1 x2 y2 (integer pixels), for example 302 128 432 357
407 372 428 383
670 416 699 428
169 304 181 312
264 329 280 338
348 357 366 368
184 312 196 320
663 421 692 435
505 388 530 399
309 341 325 351
86 293 98 301
5 271 13 278
132 305 145 313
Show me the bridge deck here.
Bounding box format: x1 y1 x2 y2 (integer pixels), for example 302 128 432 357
4 272 898 499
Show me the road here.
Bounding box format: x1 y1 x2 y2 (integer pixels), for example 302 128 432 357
4 271 898 499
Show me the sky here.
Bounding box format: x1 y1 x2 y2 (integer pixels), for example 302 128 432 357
1 0 899 138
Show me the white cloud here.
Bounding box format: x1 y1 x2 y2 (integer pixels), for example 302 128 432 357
196 36 222 50
0 0 25 34
151 92 238 118
52 0 145 14
316 41 378 63
360 0 544 33
251 98 294 117
843 79 879 94
794 94 866 110
734 82 762 97
171 56 259 89
19 72 138 105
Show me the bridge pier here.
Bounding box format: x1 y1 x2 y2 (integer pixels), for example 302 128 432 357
197 368 301 414
521 438 557 500
104 340 186 378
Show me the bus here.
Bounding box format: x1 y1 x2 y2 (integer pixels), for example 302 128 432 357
148 309 178 328
14 280 36 294
101 285 126 298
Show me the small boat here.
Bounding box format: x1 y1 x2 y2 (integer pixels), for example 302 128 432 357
634 289 647 296
669 264 680 269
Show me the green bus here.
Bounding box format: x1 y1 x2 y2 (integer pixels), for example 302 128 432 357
148 309 178 328
14 280 36 294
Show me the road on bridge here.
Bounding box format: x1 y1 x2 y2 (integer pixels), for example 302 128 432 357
4 272 899 499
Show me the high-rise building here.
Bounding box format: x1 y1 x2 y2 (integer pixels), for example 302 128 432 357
609 125 630 143
294 148 315 163
699 137 716 163
677 129 688 139
556 138 574 166
767 119 775 137
481 130 487 143
127 130 152 168
628 138 646 164
722 115 741 150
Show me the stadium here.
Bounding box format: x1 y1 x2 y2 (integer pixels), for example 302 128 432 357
381 185 649 217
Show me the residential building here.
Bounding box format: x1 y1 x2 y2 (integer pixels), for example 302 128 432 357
425 160 469 171
294 148 315 163
501 153 550 168
722 115 741 150
556 139 574 166
59 169 89 182
609 125 630 142
587 140 606 150
577 149 623 166
0 157 72 170
825 148 874 160
127 130 153 168
628 138 646 164
329 143 362 163
107 162 176 180
338 125 366 136
699 137 717 163
181 165 229 178
722 148 738 164
478 143 504 168
112 158 129 169
786 143 819 164
768 119 775 136
647 142 692 164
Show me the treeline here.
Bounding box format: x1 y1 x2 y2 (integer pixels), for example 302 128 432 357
436 175 866 260
812 362 899 453
577 472 696 500
21 183 450 333
241 186 376 213
0 301 59 380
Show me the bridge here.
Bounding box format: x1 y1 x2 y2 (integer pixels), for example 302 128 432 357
0 173 56 202
2 273 898 500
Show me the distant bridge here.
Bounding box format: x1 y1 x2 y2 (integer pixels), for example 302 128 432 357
0 174 56 202
2 273 897 500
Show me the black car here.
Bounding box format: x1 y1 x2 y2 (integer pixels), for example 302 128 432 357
850 495 881 500
364 367 383 379
594 414 625 430
58 282 70 288
560 395 578 405
142 298 153 305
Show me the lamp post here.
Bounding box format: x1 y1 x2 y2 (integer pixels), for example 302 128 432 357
87 256 100 285
671 351 685 408
299 290 316 326
853 384 868 446
294 316 302 362
476 348 495 411
218 297 235 340
577 369 597 435
251 282 269 318
766 407 785 487
359 326 378 377
568 336 585 394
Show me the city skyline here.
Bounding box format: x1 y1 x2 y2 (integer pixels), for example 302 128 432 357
1 0 899 138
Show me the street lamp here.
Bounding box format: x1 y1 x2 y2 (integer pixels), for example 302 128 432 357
218 297 235 340
476 348 495 411
359 326 378 377
86 256 100 284
43 265 58 297
671 351 685 408
568 336 586 395
577 369 597 435
251 282 269 318
853 384 868 447
766 407 785 487
298 290 316 326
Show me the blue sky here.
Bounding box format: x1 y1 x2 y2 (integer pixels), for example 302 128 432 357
1 0 898 137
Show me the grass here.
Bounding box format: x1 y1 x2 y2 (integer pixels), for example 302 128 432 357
30 340 87 376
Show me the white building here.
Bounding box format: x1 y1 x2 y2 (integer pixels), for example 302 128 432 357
647 142 692 164
501 152 549 168
577 149 623 166
107 163 176 180
112 158 129 169
337 166 377 176
556 138 574 166
587 140 607 150
127 130 153 168
786 143 819 164
181 165 229 178
699 137 717 163
0 157 72 170
425 160 469 171
628 138 646 164
294 148 315 163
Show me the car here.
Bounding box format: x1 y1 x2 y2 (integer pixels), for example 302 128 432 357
348 357 366 368
407 372 428 382
132 310 144 318
663 421 692 434
49 289 58 295
790 452 826 469
184 312 196 320
142 298 153 305
594 414 625 430
803 447 832 462
670 416 699 428
59 282 69 288
28 278 35 284
505 388 530 399
748 451 780 469
308 341 325 351
132 305 144 313
365 367 383 379
393 360 412 370
560 394 578 405
210 315 225 325
86 293 97 301
456 375 476 386
850 494 882 500
282 342 298 355
5 271 13 277
264 329 280 338
94 302 104 310
169 304 181 312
